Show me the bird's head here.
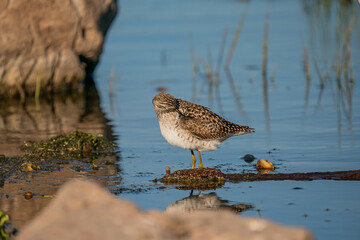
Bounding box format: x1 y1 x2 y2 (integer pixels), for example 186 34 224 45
152 92 178 115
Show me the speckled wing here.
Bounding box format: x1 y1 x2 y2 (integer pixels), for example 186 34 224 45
177 115 219 139
177 99 248 140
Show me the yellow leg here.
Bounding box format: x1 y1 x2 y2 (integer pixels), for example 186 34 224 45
198 150 203 168
191 150 196 169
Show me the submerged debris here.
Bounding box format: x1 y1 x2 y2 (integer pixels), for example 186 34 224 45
158 168 360 189
227 169 360 182
159 168 226 190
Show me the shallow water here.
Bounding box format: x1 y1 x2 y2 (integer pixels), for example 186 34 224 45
0 82 122 230
95 0 360 239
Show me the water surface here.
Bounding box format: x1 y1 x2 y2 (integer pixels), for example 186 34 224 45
1 0 358 239
95 0 360 239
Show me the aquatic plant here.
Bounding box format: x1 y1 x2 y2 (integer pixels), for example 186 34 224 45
158 168 226 190
0 130 116 185
0 210 16 239
20 130 115 161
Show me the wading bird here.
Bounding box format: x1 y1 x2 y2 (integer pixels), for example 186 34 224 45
152 92 254 169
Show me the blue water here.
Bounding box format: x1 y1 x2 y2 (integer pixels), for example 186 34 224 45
95 0 360 239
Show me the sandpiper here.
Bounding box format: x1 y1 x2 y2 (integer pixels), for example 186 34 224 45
152 92 254 169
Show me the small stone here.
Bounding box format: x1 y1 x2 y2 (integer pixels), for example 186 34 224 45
242 154 256 163
255 159 274 171
24 192 33 200
24 163 34 172
32 164 40 170
3 222 14 234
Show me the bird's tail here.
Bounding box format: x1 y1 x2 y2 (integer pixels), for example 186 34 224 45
231 124 255 135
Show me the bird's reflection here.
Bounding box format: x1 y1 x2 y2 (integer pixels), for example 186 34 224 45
165 191 253 214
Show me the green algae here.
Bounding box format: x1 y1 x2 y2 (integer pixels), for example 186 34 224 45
20 130 115 161
0 210 16 239
159 168 226 190
0 130 116 185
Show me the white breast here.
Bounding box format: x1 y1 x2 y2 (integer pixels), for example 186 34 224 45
158 113 220 151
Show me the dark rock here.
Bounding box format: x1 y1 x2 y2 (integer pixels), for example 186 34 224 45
242 154 256 163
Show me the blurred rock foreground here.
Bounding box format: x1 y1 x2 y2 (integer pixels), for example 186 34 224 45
17 179 313 240
0 0 117 98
